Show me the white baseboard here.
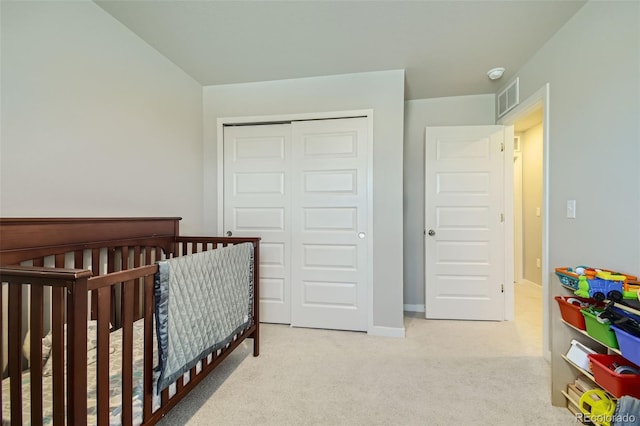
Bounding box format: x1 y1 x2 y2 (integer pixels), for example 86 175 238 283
403 304 425 313
368 325 405 338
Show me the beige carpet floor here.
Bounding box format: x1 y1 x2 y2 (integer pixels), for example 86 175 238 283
158 282 575 425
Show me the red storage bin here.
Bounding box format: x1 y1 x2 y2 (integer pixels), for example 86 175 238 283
555 296 602 330
588 353 640 398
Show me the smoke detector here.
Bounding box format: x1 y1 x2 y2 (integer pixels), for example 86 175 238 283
487 67 505 80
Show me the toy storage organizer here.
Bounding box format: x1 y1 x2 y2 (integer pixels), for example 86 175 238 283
554 267 640 422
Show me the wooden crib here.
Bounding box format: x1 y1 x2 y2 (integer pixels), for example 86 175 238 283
0 217 260 425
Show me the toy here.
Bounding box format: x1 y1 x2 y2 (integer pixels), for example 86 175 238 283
575 276 623 302
596 271 627 281
623 280 640 300
572 267 638 301
579 389 616 426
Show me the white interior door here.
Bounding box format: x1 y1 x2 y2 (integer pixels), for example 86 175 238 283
424 126 506 320
223 117 369 331
224 124 292 324
290 118 368 331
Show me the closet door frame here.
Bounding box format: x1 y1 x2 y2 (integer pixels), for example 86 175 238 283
216 109 375 333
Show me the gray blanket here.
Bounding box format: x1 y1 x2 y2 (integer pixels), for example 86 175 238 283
154 242 254 393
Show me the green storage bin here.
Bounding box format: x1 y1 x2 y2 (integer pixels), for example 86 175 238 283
581 308 619 348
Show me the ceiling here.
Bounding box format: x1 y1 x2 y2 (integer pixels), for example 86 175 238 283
95 0 586 100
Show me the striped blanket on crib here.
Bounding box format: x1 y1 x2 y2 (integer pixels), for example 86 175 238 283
154 242 254 393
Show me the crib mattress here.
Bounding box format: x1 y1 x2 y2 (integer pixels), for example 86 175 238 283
2 320 163 425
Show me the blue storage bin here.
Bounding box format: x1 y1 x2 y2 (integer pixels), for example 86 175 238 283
612 324 640 366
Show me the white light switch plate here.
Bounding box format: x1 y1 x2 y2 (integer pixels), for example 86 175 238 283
567 200 576 219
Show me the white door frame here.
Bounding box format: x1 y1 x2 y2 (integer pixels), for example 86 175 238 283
513 149 523 284
498 84 551 360
216 109 375 333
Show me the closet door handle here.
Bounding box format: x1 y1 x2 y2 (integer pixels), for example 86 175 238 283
427 229 436 236
226 231 233 237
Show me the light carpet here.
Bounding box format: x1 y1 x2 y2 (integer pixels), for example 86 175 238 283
158 283 575 425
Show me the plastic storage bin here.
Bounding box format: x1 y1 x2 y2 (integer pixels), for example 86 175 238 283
612 325 640 367
587 353 640 398
581 308 619 348
555 296 601 330
555 267 580 290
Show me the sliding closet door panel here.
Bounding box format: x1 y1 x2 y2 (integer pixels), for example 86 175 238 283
223 124 292 324
291 117 368 331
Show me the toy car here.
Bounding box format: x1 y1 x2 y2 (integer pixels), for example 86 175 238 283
575 275 623 302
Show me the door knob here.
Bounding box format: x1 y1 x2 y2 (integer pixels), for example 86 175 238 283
428 229 436 236
226 231 233 237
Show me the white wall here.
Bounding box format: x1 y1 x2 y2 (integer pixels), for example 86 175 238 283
522 123 543 285
507 0 640 405
0 1 204 234
513 1 639 273
403 95 495 309
203 70 405 331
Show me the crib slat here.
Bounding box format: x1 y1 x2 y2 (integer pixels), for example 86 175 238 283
122 246 129 270
66 275 88 425
33 253 46 424
51 285 64 426
145 247 152 266
74 250 83 270
30 285 44 425
8 282 23 425
91 248 100 320
0 283 3 420
121 278 134 426
107 248 115 274
108 248 116 327
119 246 130 333
143 274 154 422
91 249 101 276
161 387 169 407
96 286 111 426
133 246 141 320
51 255 65 426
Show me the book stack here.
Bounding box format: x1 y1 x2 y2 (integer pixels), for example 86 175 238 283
565 375 601 424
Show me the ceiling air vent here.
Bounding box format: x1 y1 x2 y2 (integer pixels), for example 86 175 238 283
497 77 519 118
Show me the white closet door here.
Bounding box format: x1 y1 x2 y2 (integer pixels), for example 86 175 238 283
290 117 369 331
223 124 292 324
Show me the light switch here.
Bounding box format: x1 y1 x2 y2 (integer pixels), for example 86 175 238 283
536 207 541 217
566 200 576 219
